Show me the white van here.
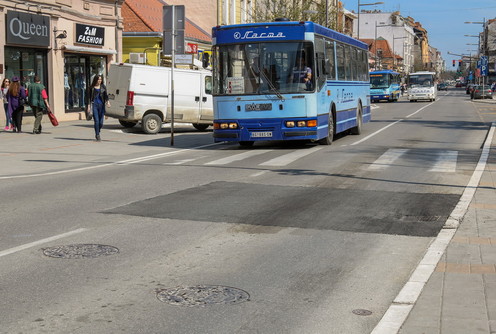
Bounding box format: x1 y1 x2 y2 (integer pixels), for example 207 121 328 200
106 63 213 134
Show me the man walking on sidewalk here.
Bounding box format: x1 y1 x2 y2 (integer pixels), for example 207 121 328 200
28 76 51 134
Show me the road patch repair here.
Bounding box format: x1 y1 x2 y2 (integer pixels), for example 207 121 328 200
105 181 459 237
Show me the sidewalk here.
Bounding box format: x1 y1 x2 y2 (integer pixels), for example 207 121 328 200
392 122 496 334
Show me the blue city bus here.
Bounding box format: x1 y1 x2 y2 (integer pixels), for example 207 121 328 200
369 70 401 102
211 20 371 146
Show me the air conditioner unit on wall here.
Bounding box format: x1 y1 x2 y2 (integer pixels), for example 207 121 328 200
129 53 146 64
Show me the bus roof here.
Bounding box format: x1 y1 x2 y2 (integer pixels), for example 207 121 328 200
212 21 368 50
370 70 400 75
408 71 436 75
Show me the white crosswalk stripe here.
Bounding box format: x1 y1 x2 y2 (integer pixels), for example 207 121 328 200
429 150 458 172
368 148 408 171
204 150 272 165
259 146 323 166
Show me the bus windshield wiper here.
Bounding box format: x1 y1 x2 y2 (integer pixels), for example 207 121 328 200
259 69 284 101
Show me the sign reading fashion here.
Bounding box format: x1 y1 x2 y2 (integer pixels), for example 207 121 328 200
75 24 105 46
6 11 50 47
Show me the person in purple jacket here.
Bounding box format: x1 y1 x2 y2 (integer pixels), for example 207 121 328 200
7 76 27 133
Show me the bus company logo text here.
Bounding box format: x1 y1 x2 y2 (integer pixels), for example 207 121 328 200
233 31 286 40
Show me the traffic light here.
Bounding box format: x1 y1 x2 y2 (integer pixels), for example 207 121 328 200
452 60 456 67
202 52 210 68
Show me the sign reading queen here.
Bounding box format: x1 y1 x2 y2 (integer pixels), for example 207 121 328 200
6 11 50 47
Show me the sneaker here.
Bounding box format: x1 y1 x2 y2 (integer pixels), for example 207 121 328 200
96 135 101 141
4 126 9 131
9 125 14 130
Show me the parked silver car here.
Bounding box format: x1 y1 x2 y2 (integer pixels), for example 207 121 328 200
471 85 493 99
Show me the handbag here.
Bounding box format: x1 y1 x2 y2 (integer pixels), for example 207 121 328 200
85 104 93 121
47 110 58 126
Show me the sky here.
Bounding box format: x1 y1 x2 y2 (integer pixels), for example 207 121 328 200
346 0 495 70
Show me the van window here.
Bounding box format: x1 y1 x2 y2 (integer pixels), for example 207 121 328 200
205 76 212 95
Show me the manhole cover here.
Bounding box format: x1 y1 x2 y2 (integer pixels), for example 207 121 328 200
42 244 119 259
352 309 373 316
156 285 250 306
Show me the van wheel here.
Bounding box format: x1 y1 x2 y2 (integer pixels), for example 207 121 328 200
142 114 162 134
192 123 209 131
119 120 137 128
319 111 334 145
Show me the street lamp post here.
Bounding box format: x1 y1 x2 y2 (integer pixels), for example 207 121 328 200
357 1 384 39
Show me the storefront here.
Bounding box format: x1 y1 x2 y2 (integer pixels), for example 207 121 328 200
4 10 50 107
0 1 123 123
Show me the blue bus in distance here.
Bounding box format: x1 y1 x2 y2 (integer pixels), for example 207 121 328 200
369 70 401 102
211 20 371 146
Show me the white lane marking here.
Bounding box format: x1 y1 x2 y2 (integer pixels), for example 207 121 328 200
250 171 267 177
259 146 323 166
371 121 495 334
204 150 272 165
163 158 201 165
367 148 408 171
0 142 221 180
0 228 87 258
351 101 436 146
428 150 458 172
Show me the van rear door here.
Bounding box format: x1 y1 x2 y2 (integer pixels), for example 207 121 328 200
106 64 133 118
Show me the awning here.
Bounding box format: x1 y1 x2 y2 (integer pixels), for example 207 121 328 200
62 45 117 55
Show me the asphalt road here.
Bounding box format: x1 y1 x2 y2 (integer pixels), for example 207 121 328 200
0 88 493 333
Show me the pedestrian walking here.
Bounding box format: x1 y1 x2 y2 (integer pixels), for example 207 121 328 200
1 78 12 130
86 74 110 141
6 76 27 133
28 76 51 134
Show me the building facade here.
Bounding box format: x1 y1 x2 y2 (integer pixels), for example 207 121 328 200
355 11 416 74
0 0 123 123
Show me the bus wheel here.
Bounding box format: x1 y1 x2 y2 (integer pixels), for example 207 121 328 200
350 104 362 135
319 112 334 145
193 123 209 131
239 141 254 147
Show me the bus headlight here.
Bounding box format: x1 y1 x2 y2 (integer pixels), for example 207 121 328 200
214 122 238 130
286 121 295 128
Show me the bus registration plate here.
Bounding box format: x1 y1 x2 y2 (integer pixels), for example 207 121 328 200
251 132 272 138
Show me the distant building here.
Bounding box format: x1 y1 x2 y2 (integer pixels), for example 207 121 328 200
354 11 417 74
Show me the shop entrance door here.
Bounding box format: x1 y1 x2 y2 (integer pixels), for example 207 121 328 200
65 55 88 111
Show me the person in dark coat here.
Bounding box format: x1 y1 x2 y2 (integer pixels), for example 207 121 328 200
7 76 27 133
86 75 110 141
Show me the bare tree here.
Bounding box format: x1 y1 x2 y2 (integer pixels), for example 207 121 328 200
250 0 340 31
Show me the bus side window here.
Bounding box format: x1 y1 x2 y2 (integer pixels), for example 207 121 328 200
315 36 326 88
352 47 358 81
344 45 351 80
337 43 345 81
325 40 335 80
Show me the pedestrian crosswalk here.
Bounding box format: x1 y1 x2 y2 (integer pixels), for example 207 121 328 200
162 146 462 173
367 148 458 173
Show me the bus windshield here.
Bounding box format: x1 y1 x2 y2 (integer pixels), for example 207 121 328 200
213 42 314 95
408 74 434 88
370 74 390 89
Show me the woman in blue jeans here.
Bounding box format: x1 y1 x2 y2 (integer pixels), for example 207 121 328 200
86 75 110 141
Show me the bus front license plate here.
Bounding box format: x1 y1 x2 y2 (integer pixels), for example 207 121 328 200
251 132 272 138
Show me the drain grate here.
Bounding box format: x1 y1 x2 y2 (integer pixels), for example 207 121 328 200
352 309 373 316
156 285 250 307
42 244 119 259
